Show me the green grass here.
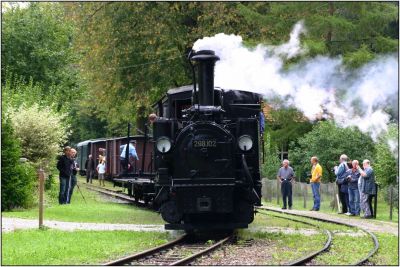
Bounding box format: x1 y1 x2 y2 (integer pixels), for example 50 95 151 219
2 229 170 265
2 179 164 224
239 230 327 265
253 210 399 265
312 234 373 265
369 233 399 266
254 211 352 232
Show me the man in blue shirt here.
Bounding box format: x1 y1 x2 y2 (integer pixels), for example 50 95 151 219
120 140 139 174
277 159 295 210
358 159 376 219
259 111 265 136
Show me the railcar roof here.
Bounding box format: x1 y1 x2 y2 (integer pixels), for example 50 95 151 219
77 135 147 147
167 85 193 95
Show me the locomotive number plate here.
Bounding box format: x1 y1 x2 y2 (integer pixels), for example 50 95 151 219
193 140 217 148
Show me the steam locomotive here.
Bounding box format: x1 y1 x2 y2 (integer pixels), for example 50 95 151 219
77 49 263 231
152 50 262 230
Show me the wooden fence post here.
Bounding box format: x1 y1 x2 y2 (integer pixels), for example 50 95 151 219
389 185 393 221
38 168 45 228
276 179 280 205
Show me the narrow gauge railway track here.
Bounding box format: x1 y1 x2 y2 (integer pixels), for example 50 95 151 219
104 233 233 266
257 207 379 265
82 183 148 206
257 211 332 265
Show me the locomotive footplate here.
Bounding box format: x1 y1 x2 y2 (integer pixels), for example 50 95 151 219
173 181 235 214
172 177 236 187
165 222 248 231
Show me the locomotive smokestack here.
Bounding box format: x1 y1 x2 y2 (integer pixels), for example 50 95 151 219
191 50 220 106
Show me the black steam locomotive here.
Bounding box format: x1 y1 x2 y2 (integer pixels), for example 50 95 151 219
152 50 263 230
77 50 263 231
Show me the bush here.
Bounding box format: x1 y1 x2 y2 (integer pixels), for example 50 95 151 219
7 103 70 172
374 124 398 187
1 115 36 211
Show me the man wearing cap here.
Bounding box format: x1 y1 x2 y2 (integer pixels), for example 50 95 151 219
56 146 73 204
277 159 295 210
120 140 139 174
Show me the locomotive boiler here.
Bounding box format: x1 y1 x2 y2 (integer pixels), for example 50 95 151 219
152 50 263 230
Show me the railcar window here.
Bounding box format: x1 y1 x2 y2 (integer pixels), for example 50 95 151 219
173 99 191 119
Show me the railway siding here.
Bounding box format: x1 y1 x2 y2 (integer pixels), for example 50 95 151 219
260 206 398 235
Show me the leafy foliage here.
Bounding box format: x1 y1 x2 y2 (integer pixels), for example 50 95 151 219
238 2 398 62
7 104 70 172
266 106 313 154
1 3 80 112
1 114 36 211
261 132 281 179
289 121 375 182
374 124 398 187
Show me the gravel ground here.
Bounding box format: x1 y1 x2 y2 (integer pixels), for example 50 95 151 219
194 239 282 265
261 206 398 235
1 217 165 232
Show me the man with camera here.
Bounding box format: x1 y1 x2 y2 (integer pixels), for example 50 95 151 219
66 148 79 204
277 159 295 210
345 160 361 216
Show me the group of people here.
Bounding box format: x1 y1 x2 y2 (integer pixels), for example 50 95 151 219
84 152 107 187
334 154 376 218
56 147 107 204
277 154 376 219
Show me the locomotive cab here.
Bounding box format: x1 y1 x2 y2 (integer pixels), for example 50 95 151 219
153 50 262 231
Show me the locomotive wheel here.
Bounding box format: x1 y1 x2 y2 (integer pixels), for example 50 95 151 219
234 200 254 224
160 200 183 224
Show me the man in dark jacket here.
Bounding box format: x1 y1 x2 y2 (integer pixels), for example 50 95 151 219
334 154 350 214
56 146 73 204
85 154 95 183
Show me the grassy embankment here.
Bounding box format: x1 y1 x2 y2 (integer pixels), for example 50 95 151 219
2 176 163 224
2 229 170 265
249 211 398 265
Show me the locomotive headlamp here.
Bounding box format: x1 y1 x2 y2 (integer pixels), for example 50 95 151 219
238 135 253 151
156 137 172 153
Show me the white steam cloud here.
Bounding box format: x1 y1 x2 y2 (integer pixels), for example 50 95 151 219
193 22 398 144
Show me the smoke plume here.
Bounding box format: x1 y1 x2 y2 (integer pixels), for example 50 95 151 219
193 22 398 147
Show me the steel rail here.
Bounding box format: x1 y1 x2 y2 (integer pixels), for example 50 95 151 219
257 207 379 265
104 234 188 265
83 183 147 206
170 234 232 266
257 211 332 265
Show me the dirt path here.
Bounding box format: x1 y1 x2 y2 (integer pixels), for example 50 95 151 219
2 217 165 233
261 206 398 235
